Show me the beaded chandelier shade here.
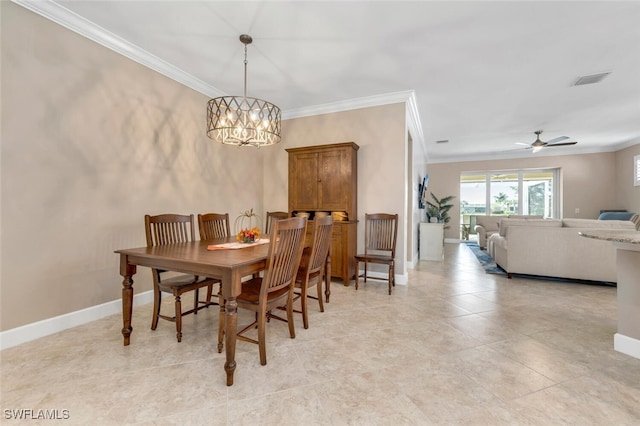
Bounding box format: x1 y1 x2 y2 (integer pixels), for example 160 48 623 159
207 34 282 147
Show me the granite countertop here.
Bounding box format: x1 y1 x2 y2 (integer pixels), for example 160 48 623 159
578 230 640 244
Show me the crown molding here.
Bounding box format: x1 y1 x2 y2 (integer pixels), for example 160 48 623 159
282 90 416 121
12 0 226 98
404 91 425 154
428 144 635 165
282 90 425 149
613 137 640 151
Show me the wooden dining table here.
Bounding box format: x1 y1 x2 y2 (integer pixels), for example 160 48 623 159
115 237 330 386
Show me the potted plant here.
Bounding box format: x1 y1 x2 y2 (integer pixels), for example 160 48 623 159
427 205 440 223
426 193 456 228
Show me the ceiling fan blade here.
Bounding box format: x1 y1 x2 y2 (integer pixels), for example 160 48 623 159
515 142 530 146
546 141 577 147
545 136 570 144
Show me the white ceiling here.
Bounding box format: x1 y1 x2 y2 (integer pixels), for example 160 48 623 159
21 0 640 162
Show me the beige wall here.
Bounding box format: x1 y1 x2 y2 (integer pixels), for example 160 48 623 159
263 103 408 278
615 143 640 213
1 3 263 331
427 151 631 240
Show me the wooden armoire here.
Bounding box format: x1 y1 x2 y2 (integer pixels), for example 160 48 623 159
286 142 358 285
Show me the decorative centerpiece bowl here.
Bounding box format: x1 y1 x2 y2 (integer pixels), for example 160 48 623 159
236 227 261 243
235 208 262 243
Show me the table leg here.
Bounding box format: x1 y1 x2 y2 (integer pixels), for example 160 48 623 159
119 256 136 346
217 301 225 353
224 297 238 386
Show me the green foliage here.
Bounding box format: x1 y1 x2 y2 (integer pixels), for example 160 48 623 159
426 193 456 228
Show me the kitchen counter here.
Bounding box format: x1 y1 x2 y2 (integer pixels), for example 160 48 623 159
579 229 640 360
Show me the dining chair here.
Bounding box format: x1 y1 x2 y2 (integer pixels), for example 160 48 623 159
145 213 220 342
218 216 308 365
354 213 399 295
265 211 289 234
274 215 333 329
197 213 230 309
198 212 231 240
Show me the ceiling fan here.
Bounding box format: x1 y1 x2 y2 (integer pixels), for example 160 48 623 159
517 130 577 153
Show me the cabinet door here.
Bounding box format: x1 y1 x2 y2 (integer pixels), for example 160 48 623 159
290 152 319 210
330 223 343 278
318 149 347 211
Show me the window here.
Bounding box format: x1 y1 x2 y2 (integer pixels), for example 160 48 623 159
460 168 559 232
635 155 640 187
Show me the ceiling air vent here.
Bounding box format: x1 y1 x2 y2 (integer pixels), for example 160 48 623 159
573 72 611 86
436 139 449 144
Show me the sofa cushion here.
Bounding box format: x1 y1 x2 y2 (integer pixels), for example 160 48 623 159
562 218 636 229
498 218 561 237
498 215 544 230
488 233 506 251
475 215 502 232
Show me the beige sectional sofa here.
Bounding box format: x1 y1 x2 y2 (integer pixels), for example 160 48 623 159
474 215 542 249
489 218 637 283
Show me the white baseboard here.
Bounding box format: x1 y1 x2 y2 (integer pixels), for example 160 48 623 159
614 333 640 360
0 291 153 351
407 257 419 270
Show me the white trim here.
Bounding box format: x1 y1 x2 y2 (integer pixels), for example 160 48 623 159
405 91 426 157
283 90 416 120
0 291 153 351
12 0 225 98
634 154 640 187
614 333 640 360
406 259 419 271
430 143 640 164
614 138 640 151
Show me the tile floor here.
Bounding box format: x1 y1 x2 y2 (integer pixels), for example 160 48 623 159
2 243 640 425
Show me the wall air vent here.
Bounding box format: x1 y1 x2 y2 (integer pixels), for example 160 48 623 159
573 72 611 86
436 139 449 144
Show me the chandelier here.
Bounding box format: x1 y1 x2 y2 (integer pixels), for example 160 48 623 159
207 34 281 147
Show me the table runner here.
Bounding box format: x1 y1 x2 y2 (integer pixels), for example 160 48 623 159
207 239 270 250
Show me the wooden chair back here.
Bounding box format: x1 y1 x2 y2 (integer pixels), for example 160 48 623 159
364 213 398 256
293 215 333 327
145 213 195 246
265 211 289 234
306 215 334 279
198 213 231 240
261 216 308 298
